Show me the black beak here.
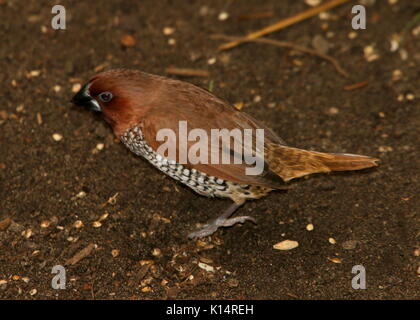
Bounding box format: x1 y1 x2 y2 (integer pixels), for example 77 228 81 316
71 83 102 112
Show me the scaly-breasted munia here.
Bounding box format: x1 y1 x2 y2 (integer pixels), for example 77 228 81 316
72 69 379 238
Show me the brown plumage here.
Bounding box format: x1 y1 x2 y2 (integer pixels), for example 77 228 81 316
72 69 379 238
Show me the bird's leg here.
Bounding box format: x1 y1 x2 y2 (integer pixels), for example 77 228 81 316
188 200 256 239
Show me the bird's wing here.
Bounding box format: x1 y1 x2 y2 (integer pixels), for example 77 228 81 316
140 82 286 188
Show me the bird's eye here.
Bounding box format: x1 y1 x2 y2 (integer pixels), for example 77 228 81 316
98 92 113 102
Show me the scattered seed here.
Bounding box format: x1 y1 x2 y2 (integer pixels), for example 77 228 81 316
141 286 152 292
168 38 176 46
53 85 61 93
364 45 379 62
207 57 216 65
253 95 262 103
22 229 33 239
12 275 20 281
198 262 215 272
328 257 342 264
96 143 105 150
28 70 41 77
40 220 50 228
16 104 24 113
389 34 401 52
348 31 357 39
378 146 393 152
273 240 299 250
99 212 109 221
52 133 63 141
406 93 415 101
163 27 175 35
306 223 314 231
73 220 83 229
76 191 86 198
413 248 420 257
327 107 339 115
0 280 7 285
29 288 37 296
111 249 120 258
328 237 336 244
233 102 244 110
218 12 229 21
36 112 43 125
392 69 402 81
305 0 321 6
152 248 162 257
318 12 331 20
71 83 82 93
92 221 102 228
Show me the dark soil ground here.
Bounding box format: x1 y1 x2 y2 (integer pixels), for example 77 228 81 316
0 0 418 300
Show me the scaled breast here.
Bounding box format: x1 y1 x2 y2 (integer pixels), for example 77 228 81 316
120 126 229 197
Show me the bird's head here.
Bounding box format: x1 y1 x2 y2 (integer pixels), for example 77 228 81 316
71 69 159 135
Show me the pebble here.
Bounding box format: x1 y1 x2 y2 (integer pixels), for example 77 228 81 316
53 85 61 93
306 224 314 231
168 38 176 46
327 107 339 115
52 133 63 141
273 240 299 250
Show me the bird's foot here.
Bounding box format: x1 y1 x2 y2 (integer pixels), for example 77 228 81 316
188 215 256 239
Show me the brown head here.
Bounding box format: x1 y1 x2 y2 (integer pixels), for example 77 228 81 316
71 69 163 136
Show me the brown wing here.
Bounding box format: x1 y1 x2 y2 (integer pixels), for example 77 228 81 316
140 80 286 188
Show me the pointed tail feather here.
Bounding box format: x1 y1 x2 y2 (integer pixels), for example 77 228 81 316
268 146 379 182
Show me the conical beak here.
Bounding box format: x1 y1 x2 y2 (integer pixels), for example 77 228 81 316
71 83 101 112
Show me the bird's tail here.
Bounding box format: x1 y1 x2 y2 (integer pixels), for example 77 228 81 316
267 145 379 182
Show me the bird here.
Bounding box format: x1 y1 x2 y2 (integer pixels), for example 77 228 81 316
71 68 379 238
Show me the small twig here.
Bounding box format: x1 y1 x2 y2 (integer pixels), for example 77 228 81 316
165 67 209 77
344 80 369 90
65 243 95 266
212 34 349 77
218 0 352 51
